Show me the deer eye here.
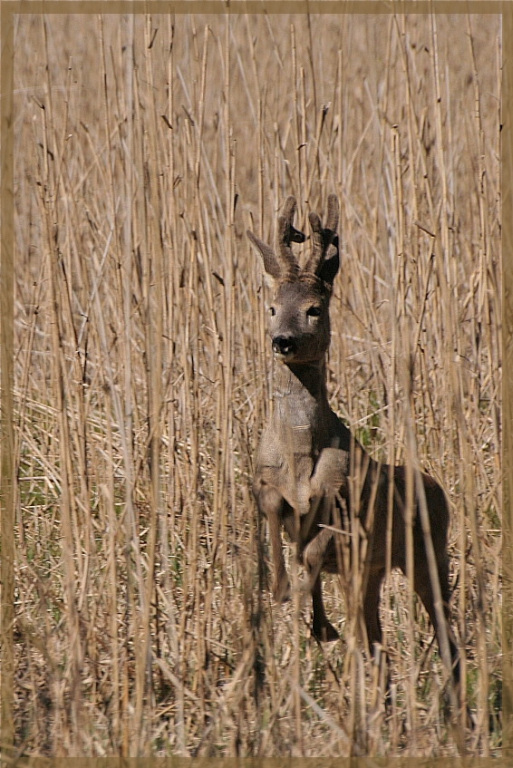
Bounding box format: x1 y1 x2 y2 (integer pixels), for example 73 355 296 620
269 306 276 316
306 306 321 318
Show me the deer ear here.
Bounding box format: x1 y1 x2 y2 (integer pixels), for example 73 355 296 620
247 230 281 281
317 235 340 286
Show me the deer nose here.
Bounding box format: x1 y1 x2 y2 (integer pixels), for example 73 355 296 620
272 335 297 356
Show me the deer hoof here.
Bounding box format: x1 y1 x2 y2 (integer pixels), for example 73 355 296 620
272 578 291 603
312 621 339 643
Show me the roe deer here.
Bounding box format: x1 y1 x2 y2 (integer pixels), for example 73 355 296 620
248 195 461 700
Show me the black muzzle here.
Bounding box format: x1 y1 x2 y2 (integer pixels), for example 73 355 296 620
272 336 297 356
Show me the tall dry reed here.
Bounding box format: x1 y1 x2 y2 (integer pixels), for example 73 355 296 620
9 10 501 757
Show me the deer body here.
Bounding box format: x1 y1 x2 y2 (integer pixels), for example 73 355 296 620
248 195 460 691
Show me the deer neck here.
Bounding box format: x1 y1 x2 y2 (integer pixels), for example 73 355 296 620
271 359 331 453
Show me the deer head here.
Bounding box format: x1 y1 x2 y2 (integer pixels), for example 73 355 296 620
248 195 340 364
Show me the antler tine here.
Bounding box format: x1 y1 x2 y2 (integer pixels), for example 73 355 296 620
306 212 324 272
276 196 301 276
281 196 297 225
304 196 339 276
247 230 282 279
325 194 339 234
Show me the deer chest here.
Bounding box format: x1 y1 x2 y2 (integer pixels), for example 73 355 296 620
255 428 350 518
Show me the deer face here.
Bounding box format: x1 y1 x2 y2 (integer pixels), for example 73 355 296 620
248 195 340 366
267 277 332 363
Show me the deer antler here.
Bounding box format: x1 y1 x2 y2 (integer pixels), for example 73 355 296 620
247 196 305 280
304 195 339 276
276 197 303 277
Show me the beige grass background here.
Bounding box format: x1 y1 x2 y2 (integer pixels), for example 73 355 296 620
9 10 501 758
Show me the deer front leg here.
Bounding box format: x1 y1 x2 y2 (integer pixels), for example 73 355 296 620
303 527 339 642
311 574 339 642
255 483 290 603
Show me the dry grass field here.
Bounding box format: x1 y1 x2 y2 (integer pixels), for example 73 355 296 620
8 9 501 758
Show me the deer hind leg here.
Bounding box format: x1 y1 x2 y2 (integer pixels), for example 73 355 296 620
303 528 339 642
362 569 392 694
363 568 385 652
415 554 477 730
413 551 461 690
